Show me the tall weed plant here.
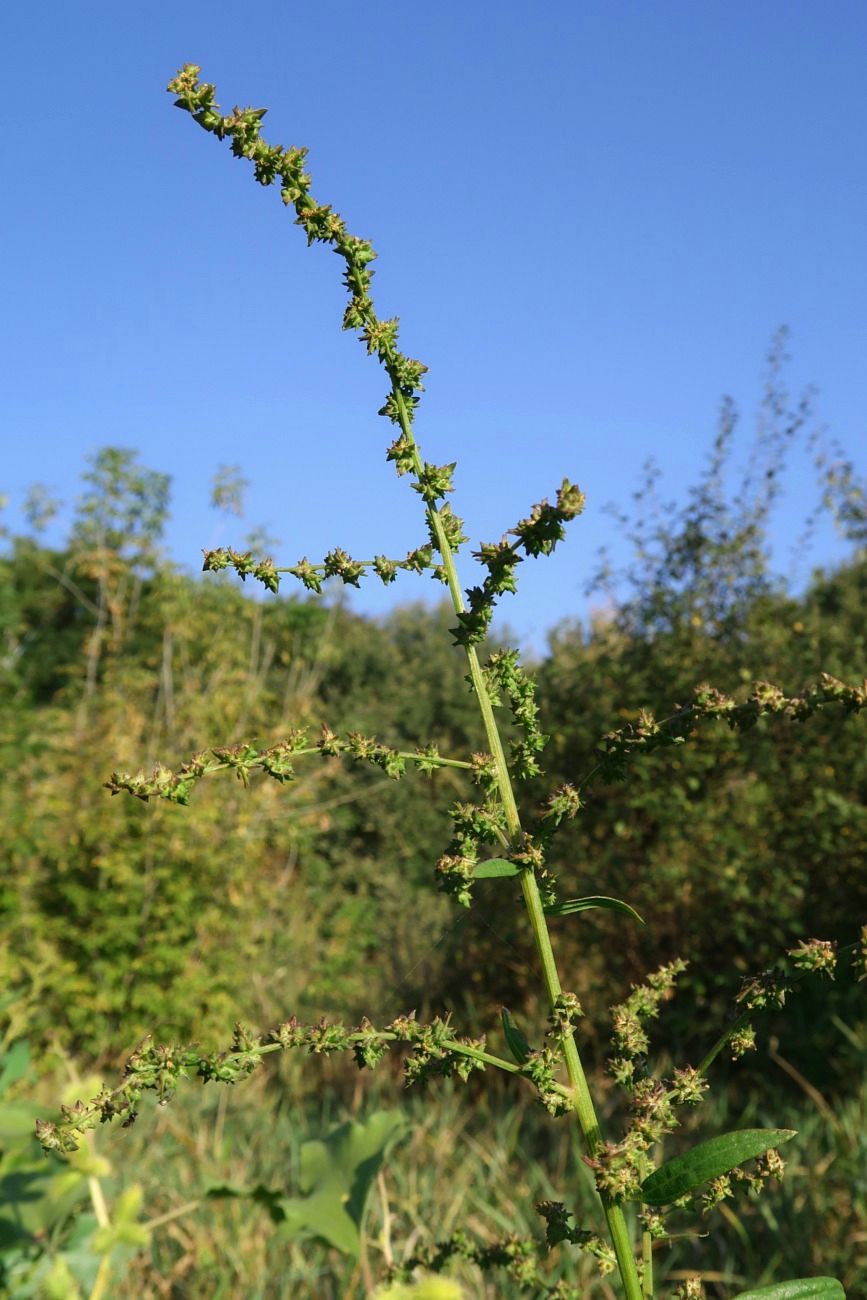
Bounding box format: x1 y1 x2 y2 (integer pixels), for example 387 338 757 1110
34 68 866 1299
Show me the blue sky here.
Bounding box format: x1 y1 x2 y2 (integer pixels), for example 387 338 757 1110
2 2 865 648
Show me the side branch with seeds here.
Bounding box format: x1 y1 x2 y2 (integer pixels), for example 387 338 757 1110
579 673 866 790
36 1014 569 1157
105 729 475 805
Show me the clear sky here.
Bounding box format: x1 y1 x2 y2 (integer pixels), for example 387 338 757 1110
2 2 864 648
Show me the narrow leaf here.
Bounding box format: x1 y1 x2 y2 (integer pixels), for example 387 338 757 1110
501 1008 533 1065
474 858 520 879
545 895 644 924
639 1128 796 1205
732 1281 845 1300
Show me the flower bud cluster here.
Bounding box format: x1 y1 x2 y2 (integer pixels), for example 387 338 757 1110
513 480 587 556
698 1149 785 1215
787 937 838 976
434 766 514 905
729 933 859 1062
729 1025 757 1059
520 1048 573 1116
592 962 711 1202
533 783 583 849
202 542 445 594
699 1174 732 1213
451 481 585 647
37 1012 490 1155
167 66 428 431
736 969 790 1011
202 546 281 591
583 1140 646 1202
638 1209 666 1240
168 65 478 624
105 730 465 805
546 992 585 1043
608 960 688 1079
482 650 549 779
588 674 866 789
434 849 477 908
387 1203 618 1293
37 1027 265 1154
590 1062 708 1204
387 1223 590 1296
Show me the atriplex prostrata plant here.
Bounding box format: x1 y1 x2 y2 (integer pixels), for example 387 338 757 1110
36 67 865 1300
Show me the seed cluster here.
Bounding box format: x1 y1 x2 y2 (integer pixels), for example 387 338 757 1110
36 1012 576 1156
387 1202 617 1294
105 730 467 805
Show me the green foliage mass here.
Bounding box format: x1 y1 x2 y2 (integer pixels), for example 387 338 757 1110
0 450 481 1058
1 440 865 1090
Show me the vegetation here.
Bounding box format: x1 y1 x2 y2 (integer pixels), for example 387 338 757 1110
1 64 865 1298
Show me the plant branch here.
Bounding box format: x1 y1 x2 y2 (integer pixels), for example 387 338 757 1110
577 675 866 796
388 387 644 1300
105 731 473 805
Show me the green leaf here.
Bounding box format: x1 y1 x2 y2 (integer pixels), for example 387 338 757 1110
501 1008 533 1064
474 858 520 879
206 1112 406 1255
544 895 644 923
40 1255 84 1300
380 1280 463 1299
638 1128 796 1205
276 1110 406 1254
732 1281 845 1299
0 1040 30 1097
0 1099 42 1140
0 1160 89 1248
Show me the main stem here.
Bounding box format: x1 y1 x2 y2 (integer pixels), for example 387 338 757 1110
392 390 644 1300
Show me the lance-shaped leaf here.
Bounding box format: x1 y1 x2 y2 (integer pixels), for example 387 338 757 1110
545 895 644 924
732 1281 845 1300
474 858 521 879
638 1127 796 1205
501 1008 534 1065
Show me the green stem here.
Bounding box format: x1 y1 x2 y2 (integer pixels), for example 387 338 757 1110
144 1199 202 1232
447 1042 522 1074
696 1009 752 1078
88 1257 113 1300
391 387 644 1300
218 746 473 773
642 1229 653 1299
86 1164 112 1300
220 1034 521 1076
